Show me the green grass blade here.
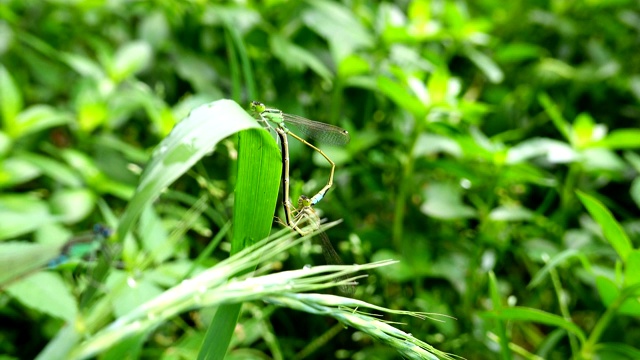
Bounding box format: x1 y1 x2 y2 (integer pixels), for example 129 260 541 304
198 128 281 359
482 306 587 345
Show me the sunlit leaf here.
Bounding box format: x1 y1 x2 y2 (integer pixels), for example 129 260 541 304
5 272 77 322
577 191 632 262
110 41 153 82
420 182 476 220
0 64 22 130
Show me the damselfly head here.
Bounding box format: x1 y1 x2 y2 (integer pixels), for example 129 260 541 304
298 195 313 208
250 101 266 113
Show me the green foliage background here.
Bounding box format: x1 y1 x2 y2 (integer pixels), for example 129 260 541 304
2 0 640 359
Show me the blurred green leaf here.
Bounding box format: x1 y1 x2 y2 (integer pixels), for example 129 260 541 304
489 205 534 221
528 249 583 289
631 177 640 210
10 105 70 139
108 270 163 317
414 133 462 157
0 64 22 127
59 53 105 79
507 138 577 164
595 275 640 316
624 250 640 288
110 41 153 82
581 148 627 173
77 96 108 133
463 45 504 83
5 272 77 322
0 156 41 188
138 204 172 263
0 131 10 156
0 194 53 240
371 249 415 282
597 129 640 149
420 182 476 220
17 152 84 187
50 188 96 224
377 76 427 117
482 307 587 344
494 42 543 63
0 242 60 286
302 0 373 61
270 35 333 83
337 54 371 78
571 112 599 148
539 93 571 142
577 190 632 262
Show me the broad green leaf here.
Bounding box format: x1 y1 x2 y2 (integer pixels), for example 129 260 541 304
138 204 172 263
577 190 632 261
594 343 640 359
108 270 163 317
50 188 96 223
573 113 605 147
376 76 427 117
0 194 53 240
302 0 373 61
0 156 41 188
624 151 640 173
5 272 77 322
9 105 70 139
0 242 61 287
463 45 504 83
172 51 218 94
110 41 153 82
595 276 640 316
413 133 462 158
420 182 476 220
17 152 84 187
489 205 534 221
507 138 580 164
270 35 333 83
77 99 108 133
482 307 587 344
624 250 640 288
60 148 134 199
0 64 22 129
59 52 105 79
597 129 640 149
337 54 371 78
371 249 416 282
581 148 627 173
0 131 10 156
427 70 451 104
494 42 543 63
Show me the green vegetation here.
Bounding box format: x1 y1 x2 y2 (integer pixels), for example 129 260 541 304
2 1 640 359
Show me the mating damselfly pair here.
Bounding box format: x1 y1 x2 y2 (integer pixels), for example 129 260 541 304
250 101 354 295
